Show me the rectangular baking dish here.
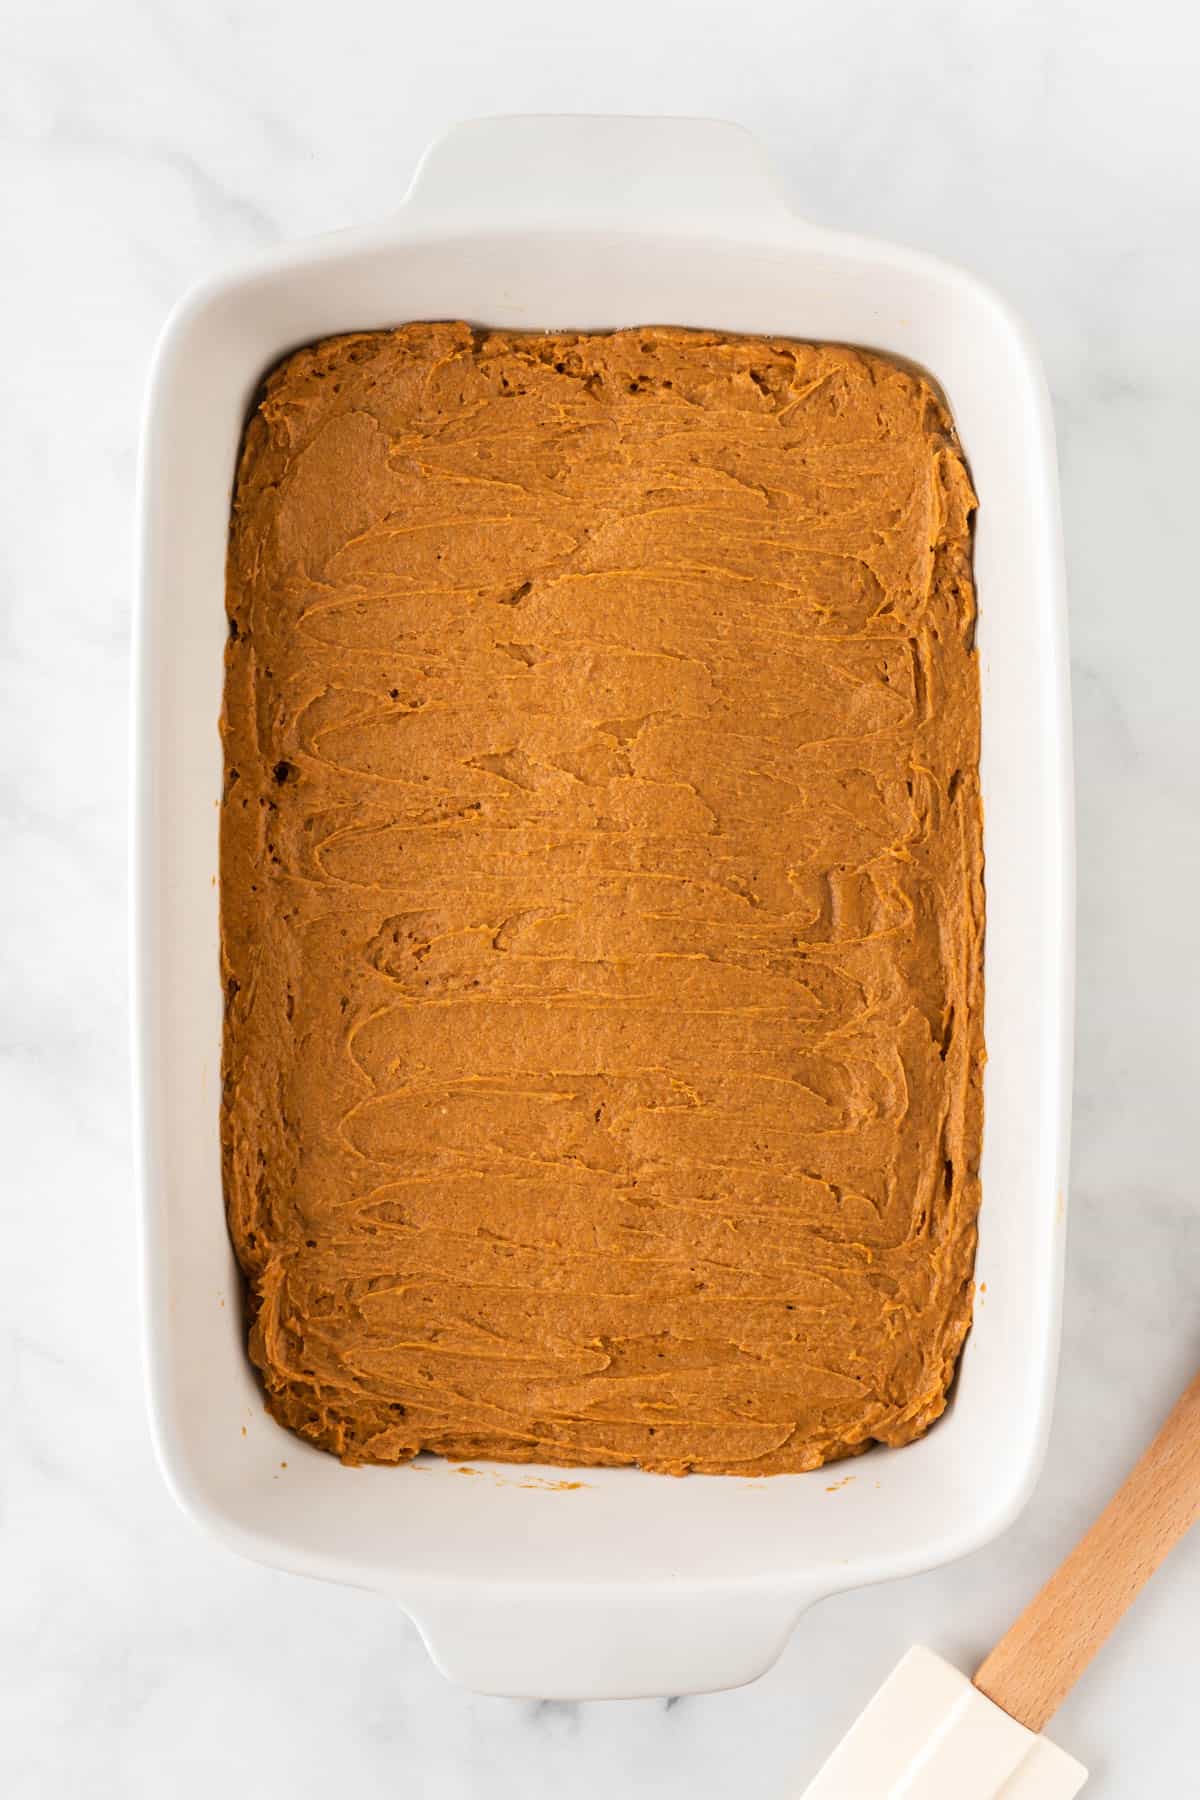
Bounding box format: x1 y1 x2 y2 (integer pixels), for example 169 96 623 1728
133 114 1073 1700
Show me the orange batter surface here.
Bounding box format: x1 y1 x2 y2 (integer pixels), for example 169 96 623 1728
221 324 984 1474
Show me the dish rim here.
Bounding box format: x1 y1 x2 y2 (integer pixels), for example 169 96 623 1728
132 114 1074 1697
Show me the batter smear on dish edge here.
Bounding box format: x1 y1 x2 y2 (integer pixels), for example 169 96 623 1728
221 323 984 1474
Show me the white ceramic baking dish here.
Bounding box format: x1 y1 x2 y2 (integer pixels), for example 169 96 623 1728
133 115 1073 1700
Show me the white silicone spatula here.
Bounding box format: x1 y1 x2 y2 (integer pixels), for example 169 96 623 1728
801 1372 1200 1797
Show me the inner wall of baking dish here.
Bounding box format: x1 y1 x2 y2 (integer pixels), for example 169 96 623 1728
144 224 1067 1588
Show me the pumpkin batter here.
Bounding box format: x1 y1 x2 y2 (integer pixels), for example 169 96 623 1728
221 323 984 1474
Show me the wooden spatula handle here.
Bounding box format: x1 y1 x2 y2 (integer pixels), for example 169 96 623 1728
974 1372 1200 1733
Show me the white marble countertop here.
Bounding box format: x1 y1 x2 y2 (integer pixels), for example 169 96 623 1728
3 0 1198 1793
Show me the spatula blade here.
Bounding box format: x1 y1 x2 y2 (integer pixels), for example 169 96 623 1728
800 1646 1087 1798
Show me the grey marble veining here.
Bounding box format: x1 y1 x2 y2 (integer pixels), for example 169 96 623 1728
2 0 1198 1793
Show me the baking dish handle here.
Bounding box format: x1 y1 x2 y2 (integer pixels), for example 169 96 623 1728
402 114 795 235
406 1584 813 1700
